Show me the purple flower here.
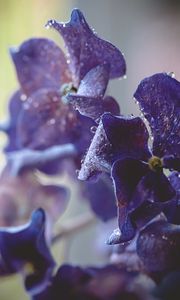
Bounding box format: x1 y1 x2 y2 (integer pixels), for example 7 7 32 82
2 9 124 176
79 73 179 243
0 208 55 295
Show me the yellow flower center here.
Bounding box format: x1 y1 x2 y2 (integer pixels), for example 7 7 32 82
148 156 163 172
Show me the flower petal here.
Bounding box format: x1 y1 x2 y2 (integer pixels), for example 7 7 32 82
10 38 70 96
47 9 126 86
0 208 55 295
134 73 180 158
102 113 151 161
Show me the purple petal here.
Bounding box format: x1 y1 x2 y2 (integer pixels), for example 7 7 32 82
102 113 151 161
137 219 180 272
112 158 148 208
47 9 126 86
78 120 112 180
134 73 180 158
83 174 117 222
67 94 120 122
0 208 55 295
163 155 180 172
10 38 71 96
76 64 110 97
16 88 94 151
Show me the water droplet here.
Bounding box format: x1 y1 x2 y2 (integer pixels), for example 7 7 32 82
90 126 97 133
45 23 50 30
20 94 27 101
167 72 175 78
62 23 66 28
123 74 127 79
49 118 55 125
75 169 80 175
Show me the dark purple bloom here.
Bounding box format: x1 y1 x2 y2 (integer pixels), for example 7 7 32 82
78 113 150 180
0 208 55 295
79 73 179 242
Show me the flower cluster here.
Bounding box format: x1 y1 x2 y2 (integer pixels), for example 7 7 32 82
0 8 179 300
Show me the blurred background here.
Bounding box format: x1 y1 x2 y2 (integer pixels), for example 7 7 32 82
0 0 180 298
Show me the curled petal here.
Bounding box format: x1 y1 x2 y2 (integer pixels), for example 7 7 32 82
47 9 126 86
102 113 151 161
78 120 112 180
134 73 180 158
10 38 70 96
76 64 110 98
0 208 55 295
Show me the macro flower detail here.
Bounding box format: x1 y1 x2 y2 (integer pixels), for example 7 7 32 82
134 73 180 159
46 8 126 87
0 5 179 300
0 208 55 295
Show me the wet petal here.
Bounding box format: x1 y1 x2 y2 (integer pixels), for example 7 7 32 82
102 113 151 161
76 64 110 97
134 73 180 158
47 9 126 86
10 38 70 96
78 120 112 180
67 94 120 121
0 208 55 295
137 219 180 273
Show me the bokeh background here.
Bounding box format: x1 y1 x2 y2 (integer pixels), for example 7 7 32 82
0 0 180 299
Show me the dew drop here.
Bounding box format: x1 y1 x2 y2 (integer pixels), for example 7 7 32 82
90 126 97 133
75 169 80 176
45 23 50 30
167 71 175 78
62 23 66 28
20 94 27 101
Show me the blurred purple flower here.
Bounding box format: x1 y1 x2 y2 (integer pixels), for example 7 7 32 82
33 264 155 300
